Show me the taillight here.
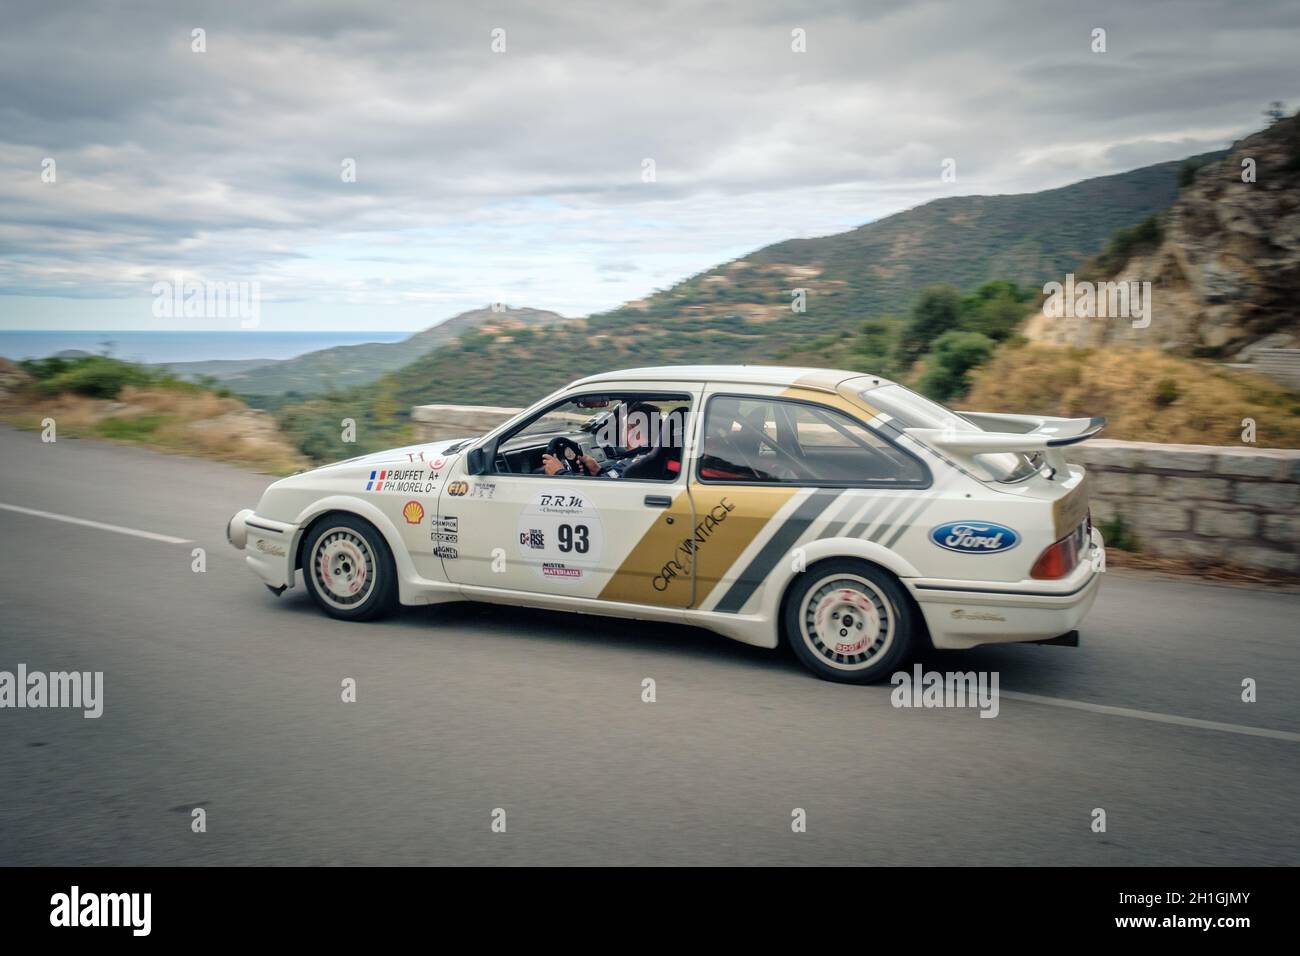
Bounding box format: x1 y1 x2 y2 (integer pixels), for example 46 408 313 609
1030 531 1081 579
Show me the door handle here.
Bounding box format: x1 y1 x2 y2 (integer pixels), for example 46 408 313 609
644 494 672 508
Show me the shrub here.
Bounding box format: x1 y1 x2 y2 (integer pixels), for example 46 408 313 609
897 285 963 367
851 317 903 376
95 415 169 439
1098 513 1137 552
959 281 1031 341
36 356 154 399
18 356 75 380
916 331 996 402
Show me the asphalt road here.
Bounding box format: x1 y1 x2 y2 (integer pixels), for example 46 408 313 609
1 424 1297 865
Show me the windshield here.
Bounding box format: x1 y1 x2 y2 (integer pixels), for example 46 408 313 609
859 383 1040 482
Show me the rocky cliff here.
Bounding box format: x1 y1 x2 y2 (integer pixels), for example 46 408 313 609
1024 115 1300 357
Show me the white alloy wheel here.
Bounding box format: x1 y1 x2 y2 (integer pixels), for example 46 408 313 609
783 559 916 683
797 572 896 673
310 526 377 611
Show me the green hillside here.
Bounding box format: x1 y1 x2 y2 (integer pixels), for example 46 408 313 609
168 306 566 398
278 153 1213 459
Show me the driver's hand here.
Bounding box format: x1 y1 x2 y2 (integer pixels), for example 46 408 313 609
541 454 564 476
580 455 602 476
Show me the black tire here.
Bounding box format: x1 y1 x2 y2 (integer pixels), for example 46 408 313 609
781 558 915 684
301 513 398 621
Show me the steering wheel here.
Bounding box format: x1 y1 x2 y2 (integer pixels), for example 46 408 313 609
546 436 590 475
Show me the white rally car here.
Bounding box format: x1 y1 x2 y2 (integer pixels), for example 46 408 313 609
228 366 1105 683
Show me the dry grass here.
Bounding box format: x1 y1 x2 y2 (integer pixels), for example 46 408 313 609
0 385 310 474
963 345 1300 447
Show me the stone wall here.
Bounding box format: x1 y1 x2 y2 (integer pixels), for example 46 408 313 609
1074 440 1299 573
411 403 521 443
412 403 1300 573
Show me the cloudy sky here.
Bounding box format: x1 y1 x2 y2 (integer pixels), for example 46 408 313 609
1 0 1297 331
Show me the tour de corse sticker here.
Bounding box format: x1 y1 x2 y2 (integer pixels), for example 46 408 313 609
516 489 604 582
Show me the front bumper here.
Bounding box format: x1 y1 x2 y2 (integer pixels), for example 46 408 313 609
227 509 299 591
910 536 1105 650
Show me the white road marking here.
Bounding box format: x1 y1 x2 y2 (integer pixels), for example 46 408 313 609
0 502 1293 744
1001 690 1300 743
0 502 192 545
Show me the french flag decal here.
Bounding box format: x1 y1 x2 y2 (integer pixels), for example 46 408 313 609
366 469 387 491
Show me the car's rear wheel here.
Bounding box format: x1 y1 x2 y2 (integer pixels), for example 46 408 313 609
782 559 915 684
302 514 397 621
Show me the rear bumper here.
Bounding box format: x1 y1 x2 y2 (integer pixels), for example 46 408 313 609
910 537 1104 650
227 509 298 591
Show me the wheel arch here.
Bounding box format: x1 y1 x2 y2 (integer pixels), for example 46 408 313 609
765 536 920 622
293 496 420 603
775 545 932 651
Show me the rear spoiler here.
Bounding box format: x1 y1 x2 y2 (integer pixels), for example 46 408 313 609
903 414 1105 479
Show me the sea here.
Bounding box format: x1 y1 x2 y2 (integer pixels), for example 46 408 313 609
0 331 412 365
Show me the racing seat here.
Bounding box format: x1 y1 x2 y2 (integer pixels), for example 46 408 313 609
621 408 686 481
622 444 681 480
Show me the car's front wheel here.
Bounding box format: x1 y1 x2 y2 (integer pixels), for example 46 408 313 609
302 514 397 621
782 559 915 684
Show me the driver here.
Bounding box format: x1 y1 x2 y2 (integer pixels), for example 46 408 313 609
541 401 661 479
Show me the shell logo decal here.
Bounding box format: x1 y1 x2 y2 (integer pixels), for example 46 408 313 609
402 501 425 525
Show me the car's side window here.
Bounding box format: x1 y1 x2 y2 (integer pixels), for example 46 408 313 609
491 392 692 481
698 396 929 486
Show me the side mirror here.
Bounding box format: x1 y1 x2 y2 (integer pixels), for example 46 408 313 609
465 444 491 475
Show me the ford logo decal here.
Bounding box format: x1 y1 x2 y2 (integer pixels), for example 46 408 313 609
930 521 1020 554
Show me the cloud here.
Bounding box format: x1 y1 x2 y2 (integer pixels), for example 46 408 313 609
1 0 1297 329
